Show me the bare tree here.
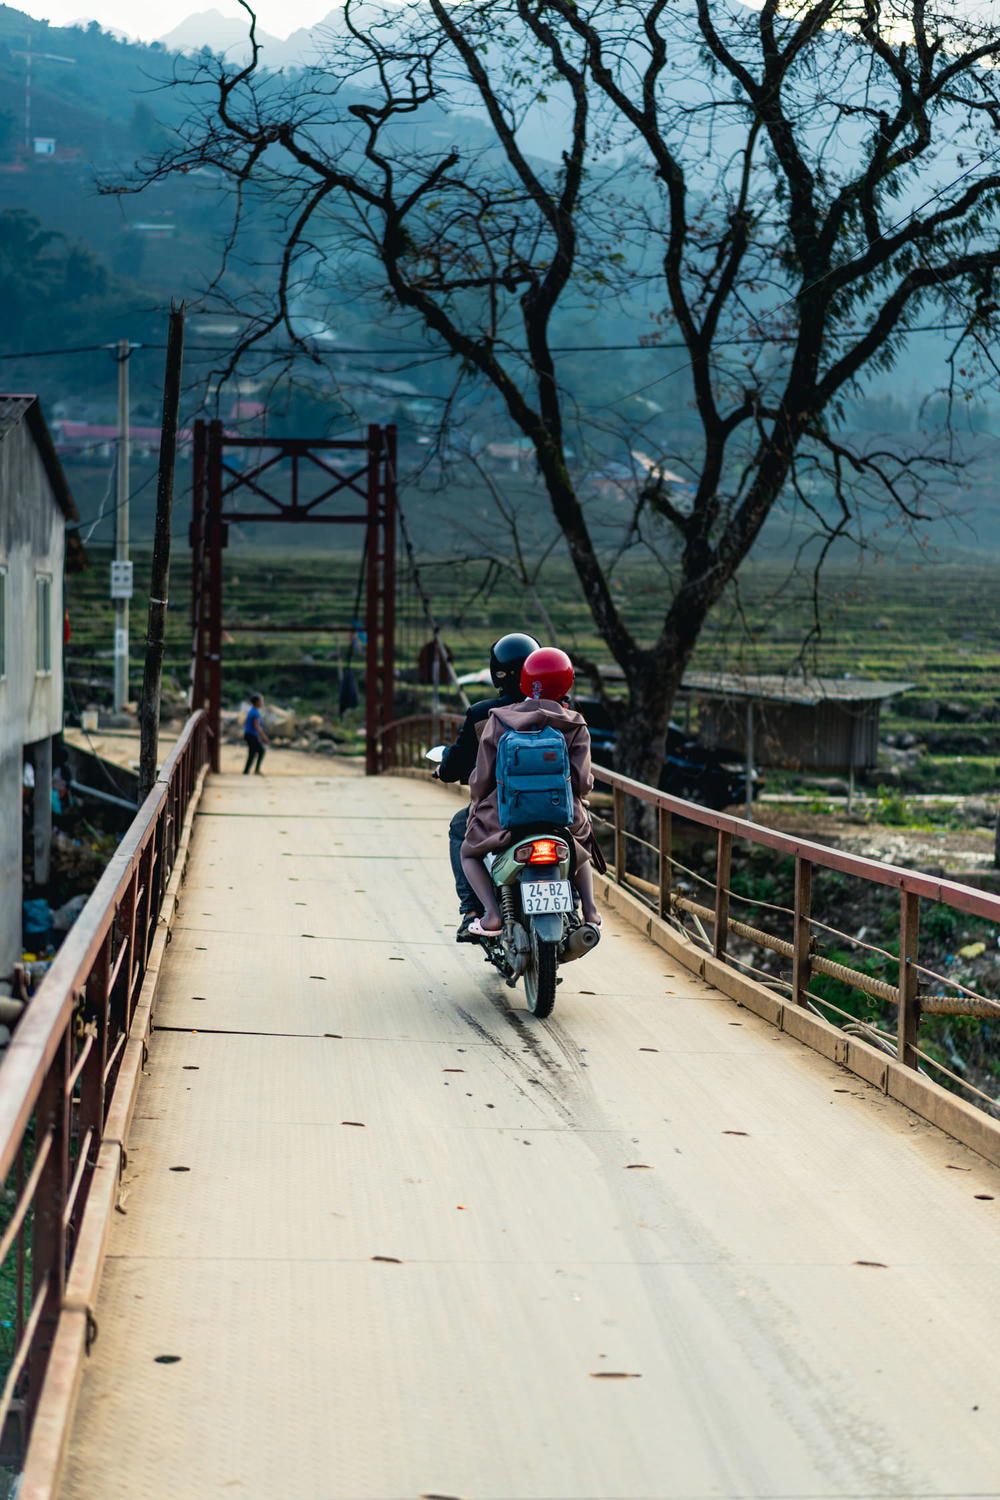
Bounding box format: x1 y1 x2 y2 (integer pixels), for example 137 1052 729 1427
131 0 1000 783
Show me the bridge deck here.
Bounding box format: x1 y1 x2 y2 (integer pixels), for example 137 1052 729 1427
63 756 1000 1499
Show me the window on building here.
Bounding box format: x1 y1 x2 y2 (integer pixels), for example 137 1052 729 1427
36 574 52 673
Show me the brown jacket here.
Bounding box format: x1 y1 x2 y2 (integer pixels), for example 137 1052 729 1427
461 699 597 866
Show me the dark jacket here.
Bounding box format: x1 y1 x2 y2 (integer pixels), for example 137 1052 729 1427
438 691 520 784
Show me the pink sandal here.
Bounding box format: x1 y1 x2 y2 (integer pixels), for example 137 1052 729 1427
468 916 503 938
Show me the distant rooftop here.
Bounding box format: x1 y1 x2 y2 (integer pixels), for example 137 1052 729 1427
596 664 914 704
681 673 915 706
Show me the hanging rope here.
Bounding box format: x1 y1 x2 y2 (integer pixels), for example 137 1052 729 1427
338 532 368 715
396 498 470 710
399 509 416 687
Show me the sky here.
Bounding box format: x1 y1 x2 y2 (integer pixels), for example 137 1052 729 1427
12 0 1000 54
9 0 322 43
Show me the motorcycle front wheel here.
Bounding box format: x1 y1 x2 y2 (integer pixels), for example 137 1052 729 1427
523 925 558 1018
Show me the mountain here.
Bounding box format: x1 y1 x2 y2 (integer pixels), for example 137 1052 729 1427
156 6 370 67
157 8 285 60
1 0 996 558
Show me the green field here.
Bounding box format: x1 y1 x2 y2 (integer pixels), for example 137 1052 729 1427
66 546 1000 772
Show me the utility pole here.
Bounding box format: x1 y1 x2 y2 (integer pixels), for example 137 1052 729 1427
12 44 74 153
110 339 138 713
139 305 185 802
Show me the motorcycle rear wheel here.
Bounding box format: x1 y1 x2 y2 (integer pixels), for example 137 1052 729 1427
524 927 558 1018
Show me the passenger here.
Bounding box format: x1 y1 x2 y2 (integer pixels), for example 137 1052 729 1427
460 647 603 937
436 632 539 942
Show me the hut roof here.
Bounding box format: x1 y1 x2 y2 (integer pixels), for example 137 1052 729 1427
680 673 914 706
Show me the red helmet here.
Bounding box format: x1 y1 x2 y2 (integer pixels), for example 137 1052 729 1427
521 647 574 701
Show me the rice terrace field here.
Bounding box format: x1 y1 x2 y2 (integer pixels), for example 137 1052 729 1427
67 546 1000 781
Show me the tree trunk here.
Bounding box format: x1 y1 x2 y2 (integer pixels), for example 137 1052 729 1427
606 659 687 883
615 668 680 790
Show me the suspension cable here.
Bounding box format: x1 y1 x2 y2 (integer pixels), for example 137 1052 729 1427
396 498 470 710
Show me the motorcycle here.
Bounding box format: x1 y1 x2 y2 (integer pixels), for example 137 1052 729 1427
427 746 601 1018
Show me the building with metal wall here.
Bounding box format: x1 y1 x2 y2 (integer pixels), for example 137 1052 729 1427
688 673 914 774
0 396 80 983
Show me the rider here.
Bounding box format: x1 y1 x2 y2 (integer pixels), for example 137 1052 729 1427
437 632 540 942
461 646 603 938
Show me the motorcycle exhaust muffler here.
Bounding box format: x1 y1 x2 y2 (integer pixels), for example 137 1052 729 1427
560 922 602 964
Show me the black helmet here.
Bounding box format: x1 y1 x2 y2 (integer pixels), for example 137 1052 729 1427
489 632 541 690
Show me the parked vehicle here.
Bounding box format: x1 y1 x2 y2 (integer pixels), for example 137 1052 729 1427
575 699 761 811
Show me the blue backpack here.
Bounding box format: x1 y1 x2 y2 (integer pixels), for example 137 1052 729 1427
495 725 574 829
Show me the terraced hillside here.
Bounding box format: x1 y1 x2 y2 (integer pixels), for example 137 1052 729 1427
65 548 1000 784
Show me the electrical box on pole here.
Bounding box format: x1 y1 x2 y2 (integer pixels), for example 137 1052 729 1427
109 560 133 600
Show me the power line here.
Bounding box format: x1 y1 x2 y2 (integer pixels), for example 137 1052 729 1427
0 343 111 360
69 467 158 534
0 323 984 366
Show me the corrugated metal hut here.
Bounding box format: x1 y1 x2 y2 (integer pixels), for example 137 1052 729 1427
687 673 914 773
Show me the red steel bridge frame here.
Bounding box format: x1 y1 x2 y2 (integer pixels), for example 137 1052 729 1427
190 420 397 774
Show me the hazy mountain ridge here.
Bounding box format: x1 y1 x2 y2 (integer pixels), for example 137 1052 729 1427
157 8 287 59
1 0 998 557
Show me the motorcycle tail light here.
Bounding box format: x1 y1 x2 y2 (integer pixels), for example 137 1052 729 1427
513 838 568 864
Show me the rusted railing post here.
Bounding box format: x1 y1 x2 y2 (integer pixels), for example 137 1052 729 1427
134 838 152 974
613 786 626 885
79 940 111 1148
27 1028 70 1412
792 857 812 1005
657 805 672 920
122 871 139 1028
714 830 733 960
898 890 920 1067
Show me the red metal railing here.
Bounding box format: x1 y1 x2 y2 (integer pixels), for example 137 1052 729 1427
381 713 1000 1106
0 712 209 1458
591 763 1000 1094
378 712 465 772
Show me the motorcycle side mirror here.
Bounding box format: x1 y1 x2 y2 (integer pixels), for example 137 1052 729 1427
424 745 447 764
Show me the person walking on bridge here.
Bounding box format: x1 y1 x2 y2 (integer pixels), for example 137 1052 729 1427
436 632 539 941
243 693 269 775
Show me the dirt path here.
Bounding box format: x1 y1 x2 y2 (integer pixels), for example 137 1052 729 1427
752 803 998 881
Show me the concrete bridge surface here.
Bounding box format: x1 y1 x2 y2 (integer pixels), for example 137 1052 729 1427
62 753 1000 1499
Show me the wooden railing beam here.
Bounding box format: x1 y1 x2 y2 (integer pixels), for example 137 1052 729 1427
898 891 921 1069
714 830 733 960
792 857 812 1007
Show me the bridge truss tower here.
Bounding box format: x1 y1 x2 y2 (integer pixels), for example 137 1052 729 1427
190 420 397 774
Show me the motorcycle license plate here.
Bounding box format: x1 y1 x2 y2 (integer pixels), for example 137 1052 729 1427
521 880 573 915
